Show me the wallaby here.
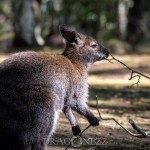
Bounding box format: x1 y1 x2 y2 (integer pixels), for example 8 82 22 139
0 25 109 150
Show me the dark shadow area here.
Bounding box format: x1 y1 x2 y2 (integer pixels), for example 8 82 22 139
89 103 150 112
89 66 150 76
88 85 150 113
89 86 150 101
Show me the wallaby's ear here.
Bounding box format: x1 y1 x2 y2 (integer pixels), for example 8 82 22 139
59 24 77 43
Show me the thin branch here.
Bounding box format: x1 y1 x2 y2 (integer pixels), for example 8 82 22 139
96 96 102 119
129 75 140 80
109 53 150 80
129 119 146 137
105 54 150 86
105 58 114 63
129 71 134 80
131 76 141 87
128 71 141 86
95 97 148 138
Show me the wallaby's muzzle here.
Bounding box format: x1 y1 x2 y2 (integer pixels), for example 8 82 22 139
103 47 110 59
98 45 110 60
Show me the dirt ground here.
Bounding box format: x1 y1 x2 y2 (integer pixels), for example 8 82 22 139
0 53 150 150
48 54 150 150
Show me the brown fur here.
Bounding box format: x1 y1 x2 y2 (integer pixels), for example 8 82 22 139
0 25 109 150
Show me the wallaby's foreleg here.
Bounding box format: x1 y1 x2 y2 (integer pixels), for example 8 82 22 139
63 107 81 135
71 101 99 126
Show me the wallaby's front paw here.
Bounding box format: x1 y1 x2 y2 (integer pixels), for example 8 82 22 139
89 116 99 126
72 125 81 135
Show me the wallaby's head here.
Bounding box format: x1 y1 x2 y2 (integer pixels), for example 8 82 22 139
60 24 109 64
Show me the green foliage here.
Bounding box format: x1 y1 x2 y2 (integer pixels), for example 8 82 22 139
0 0 12 34
61 0 118 39
34 0 120 43
0 4 3 14
26 0 120 42
0 1 4 33
1 0 150 48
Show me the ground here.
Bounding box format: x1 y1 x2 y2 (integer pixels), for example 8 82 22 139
0 52 150 150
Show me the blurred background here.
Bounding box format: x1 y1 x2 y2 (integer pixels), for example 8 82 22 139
0 0 150 149
0 0 150 53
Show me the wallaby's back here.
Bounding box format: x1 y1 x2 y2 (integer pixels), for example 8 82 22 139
0 51 86 150
0 51 85 96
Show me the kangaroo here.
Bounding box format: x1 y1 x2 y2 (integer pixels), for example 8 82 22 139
0 25 109 150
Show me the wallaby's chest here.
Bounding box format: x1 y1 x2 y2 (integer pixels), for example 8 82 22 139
70 74 88 102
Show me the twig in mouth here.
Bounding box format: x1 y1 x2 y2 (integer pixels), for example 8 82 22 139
105 58 114 63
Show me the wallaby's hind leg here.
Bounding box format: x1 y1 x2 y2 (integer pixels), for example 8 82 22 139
22 147 32 150
30 111 59 150
63 107 81 135
0 135 31 150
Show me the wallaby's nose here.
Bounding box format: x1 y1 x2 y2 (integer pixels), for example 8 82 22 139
101 46 110 58
105 49 110 58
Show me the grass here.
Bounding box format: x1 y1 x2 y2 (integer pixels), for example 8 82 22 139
0 52 150 150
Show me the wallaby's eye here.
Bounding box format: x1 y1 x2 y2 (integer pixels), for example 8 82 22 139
74 37 79 44
75 39 78 44
91 44 98 48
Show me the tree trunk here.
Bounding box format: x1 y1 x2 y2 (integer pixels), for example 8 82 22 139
13 0 37 47
127 0 150 45
118 0 127 40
